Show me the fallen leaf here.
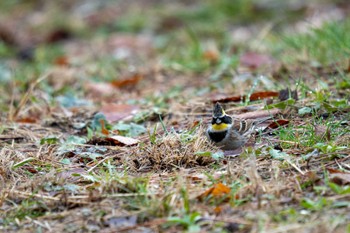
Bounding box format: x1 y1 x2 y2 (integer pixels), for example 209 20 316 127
99 103 139 122
240 52 275 70
100 119 109 136
236 109 281 120
190 120 200 129
212 95 242 103
107 135 139 146
266 119 290 129
22 165 38 174
111 73 143 89
327 168 350 185
213 206 222 214
279 88 298 101
54 56 69 66
15 117 37 124
197 183 231 202
187 175 204 182
203 49 220 63
45 28 72 43
212 91 279 103
249 91 279 101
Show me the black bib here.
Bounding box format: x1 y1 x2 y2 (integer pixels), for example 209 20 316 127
208 130 227 142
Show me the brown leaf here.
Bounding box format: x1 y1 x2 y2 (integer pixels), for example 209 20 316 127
197 183 231 202
327 168 350 185
250 91 279 101
87 135 139 147
187 175 204 182
190 120 200 129
212 95 242 103
23 165 38 174
240 52 275 70
45 28 72 43
203 49 220 63
111 74 143 89
54 56 69 66
236 109 281 120
267 119 290 129
213 206 222 214
212 91 279 103
100 119 109 136
107 135 139 146
15 117 37 124
99 103 138 122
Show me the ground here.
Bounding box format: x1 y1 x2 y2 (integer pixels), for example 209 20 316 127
0 0 350 232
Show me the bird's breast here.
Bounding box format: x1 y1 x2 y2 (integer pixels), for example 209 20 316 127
208 130 227 142
212 123 229 131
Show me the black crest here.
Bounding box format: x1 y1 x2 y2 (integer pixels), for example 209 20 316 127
213 102 225 118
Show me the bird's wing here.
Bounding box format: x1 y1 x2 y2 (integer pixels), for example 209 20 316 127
232 118 256 135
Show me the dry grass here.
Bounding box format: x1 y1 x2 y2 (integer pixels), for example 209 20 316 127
1 98 350 232
125 126 216 172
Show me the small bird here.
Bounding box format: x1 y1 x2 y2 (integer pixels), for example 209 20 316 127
206 102 256 150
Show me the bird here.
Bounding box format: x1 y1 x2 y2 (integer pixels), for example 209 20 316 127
206 102 257 150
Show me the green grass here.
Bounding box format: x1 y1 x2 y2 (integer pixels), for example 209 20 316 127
271 19 350 65
4 199 48 224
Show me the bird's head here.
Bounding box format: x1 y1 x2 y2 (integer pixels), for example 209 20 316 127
211 102 232 131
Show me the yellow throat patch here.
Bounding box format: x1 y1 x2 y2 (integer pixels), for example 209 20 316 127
212 123 229 131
